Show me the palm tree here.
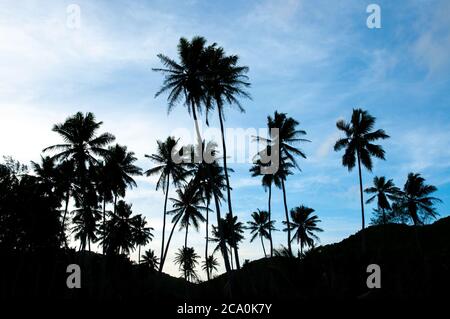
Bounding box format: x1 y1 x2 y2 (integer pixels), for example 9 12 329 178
153 37 209 152
364 176 400 224
94 161 113 253
174 246 200 282
161 182 207 272
71 184 101 251
145 137 190 272
133 215 154 264
250 148 282 257
102 200 139 255
257 111 309 256
334 109 389 230
141 249 159 271
285 205 323 255
202 254 219 279
247 209 276 257
105 144 142 213
43 112 115 182
203 45 251 270
397 173 441 225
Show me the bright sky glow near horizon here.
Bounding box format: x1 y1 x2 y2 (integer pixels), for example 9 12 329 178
0 0 449 279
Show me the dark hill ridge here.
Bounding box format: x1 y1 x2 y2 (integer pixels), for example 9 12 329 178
197 216 450 300
1 217 449 300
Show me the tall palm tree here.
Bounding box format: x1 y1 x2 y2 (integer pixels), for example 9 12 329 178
285 205 323 255
133 215 154 264
161 182 207 272
334 109 389 230
104 144 142 213
364 176 400 225
257 111 309 256
145 137 190 272
153 37 209 152
397 173 441 225
203 45 251 270
202 254 219 279
141 249 159 271
174 246 200 282
247 209 276 257
250 148 282 257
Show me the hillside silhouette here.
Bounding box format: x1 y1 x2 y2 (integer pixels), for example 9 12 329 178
2 216 449 300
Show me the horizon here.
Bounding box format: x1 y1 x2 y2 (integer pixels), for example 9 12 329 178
1 0 449 279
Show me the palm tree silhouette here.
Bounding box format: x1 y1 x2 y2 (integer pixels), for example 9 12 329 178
153 37 209 153
43 112 115 182
213 213 244 268
257 111 309 256
247 209 276 257
102 200 139 255
397 173 441 225
285 205 323 255
133 215 154 264
104 144 142 214
141 249 159 271
145 137 190 272
364 176 400 225
202 254 219 279
174 246 200 282
71 184 101 251
162 182 207 272
334 109 389 230
203 45 251 270
250 149 282 257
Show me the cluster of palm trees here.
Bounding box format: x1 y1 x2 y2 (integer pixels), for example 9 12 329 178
334 108 441 230
41 112 154 257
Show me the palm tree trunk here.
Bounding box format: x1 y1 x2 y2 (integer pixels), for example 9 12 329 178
281 179 293 256
160 215 181 272
268 184 273 257
205 200 210 281
184 225 189 279
381 206 386 225
159 175 170 273
356 151 366 229
61 191 70 248
191 100 203 163
260 236 267 257
217 105 240 269
229 246 234 270
102 197 106 254
213 193 231 273
138 245 141 264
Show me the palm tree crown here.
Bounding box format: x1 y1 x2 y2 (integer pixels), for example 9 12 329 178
285 205 323 255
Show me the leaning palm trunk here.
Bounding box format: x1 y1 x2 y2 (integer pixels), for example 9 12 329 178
281 179 293 256
260 236 267 257
268 185 273 257
159 175 170 273
102 196 106 254
217 104 240 269
160 214 182 272
213 193 231 272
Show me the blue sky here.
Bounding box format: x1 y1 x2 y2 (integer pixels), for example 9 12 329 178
0 0 449 278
